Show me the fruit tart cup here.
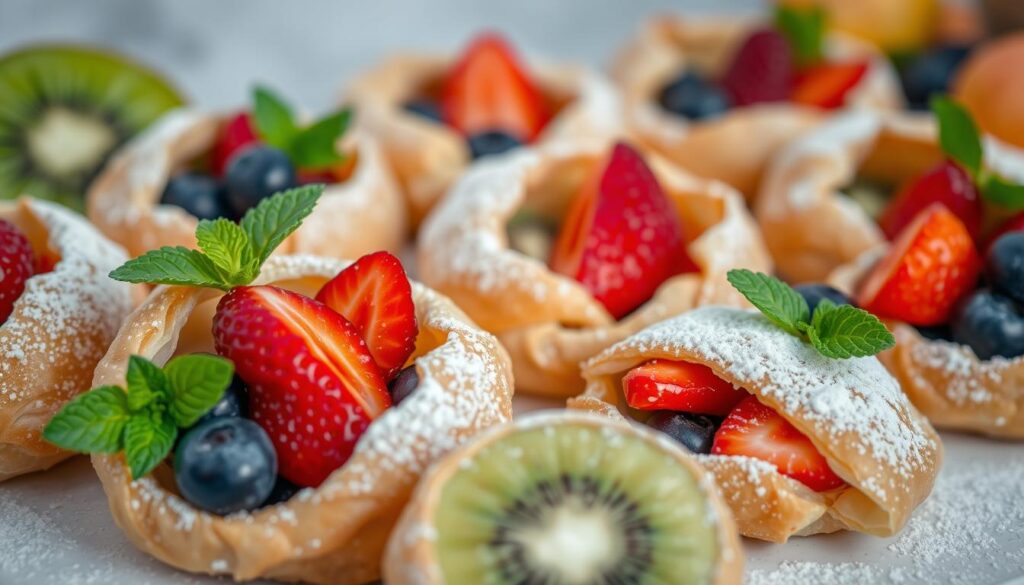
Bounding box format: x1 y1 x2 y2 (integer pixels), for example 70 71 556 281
570 300 943 543
345 32 622 225
87 94 407 260
385 411 744 585
417 139 771 398
612 11 903 199
0 197 136 481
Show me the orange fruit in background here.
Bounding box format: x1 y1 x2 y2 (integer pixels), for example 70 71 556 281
954 33 1024 149
777 0 939 54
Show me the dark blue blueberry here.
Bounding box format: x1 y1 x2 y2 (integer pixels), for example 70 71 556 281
899 45 971 110
657 71 733 120
195 375 249 426
174 417 277 515
645 411 721 454
915 324 953 342
985 232 1024 306
403 99 443 123
160 173 231 220
388 366 419 405
262 476 300 506
794 284 854 315
952 289 1024 360
224 146 297 217
467 130 523 160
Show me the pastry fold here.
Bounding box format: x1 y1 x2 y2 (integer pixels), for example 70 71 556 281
418 144 771 397
89 255 514 584
0 198 135 481
87 109 408 260
571 306 942 542
613 15 903 199
345 54 622 223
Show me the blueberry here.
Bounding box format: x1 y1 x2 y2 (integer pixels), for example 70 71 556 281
262 476 300 506
224 146 297 217
915 324 954 342
985 232 1024 305
174 417 277 515
794 284 853 315
952 289 1024 360
160 173 231 220
899 45 971 110
388 366 419 405
646 411 721 454
195 375 248 426
657 71 733 120
403 99 443 123
467 130 523 160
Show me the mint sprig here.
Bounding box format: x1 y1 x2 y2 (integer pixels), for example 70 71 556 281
775 5 825 67
727 269 895 359
110 185 322 289
252 86 352 171
43 354 234 479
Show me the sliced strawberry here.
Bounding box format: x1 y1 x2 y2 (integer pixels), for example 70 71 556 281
210 112 259 176
623 359 747 415
984 211 1024 254
213 285 391 487
858 204 981 326
720 28 794 106
879 160 983 241
0 219 35 323
440 33 550 141
712 395 846 492
791 61 869 110
316 252 418 380
550 143 693 319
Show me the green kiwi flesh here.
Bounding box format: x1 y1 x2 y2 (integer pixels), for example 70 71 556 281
0 45 184 210
434 421 722 585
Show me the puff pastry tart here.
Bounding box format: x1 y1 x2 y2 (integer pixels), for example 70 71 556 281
612 11 903 198
345 32 621 224
571 304 943 543
418 140 771 397
87 99 407 260
386 411 743 585
0 198 134 481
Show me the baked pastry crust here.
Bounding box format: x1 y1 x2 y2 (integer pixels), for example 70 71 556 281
89 255 514 584
384 410 744 585
86 109 408 260
571 306 943 542
613 15 904 199
0 198 135 482
345 53 622 224
417 143 771 397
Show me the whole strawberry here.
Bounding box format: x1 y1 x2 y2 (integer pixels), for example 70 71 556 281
0 219 35 323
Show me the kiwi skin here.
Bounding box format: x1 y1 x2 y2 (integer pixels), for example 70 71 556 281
0 44 184 210
384 412 743 585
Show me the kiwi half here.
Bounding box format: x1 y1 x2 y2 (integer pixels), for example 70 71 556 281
390 413 737 585
0 45 183 209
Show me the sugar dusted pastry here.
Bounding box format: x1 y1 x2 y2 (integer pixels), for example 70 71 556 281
418 140 771 397
0 198 135 481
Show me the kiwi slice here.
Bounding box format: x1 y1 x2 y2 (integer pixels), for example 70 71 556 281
432 418 724 584
0 45 184 209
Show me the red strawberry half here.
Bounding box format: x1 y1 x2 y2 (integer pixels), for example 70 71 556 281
316 251 418 380
210 112 259 176
0 219 35 323
623 359 747 415
720 28 794 106
858 204 980 326
213 285 391 487
879 160 982 242
712 395 846 492
791 61 869 110
549 142 693 320
440 33 550 141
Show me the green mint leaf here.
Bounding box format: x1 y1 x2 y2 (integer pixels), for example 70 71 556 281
240 184 323 266
110 246 232 291
42 386 129 453
775 5 825 67
931 97 983 177
125 355 169 411
288 108 351 170
981 173 1024 211
195 218 255 281
807 303 896 358
163 354 235 428
123 410 177 480
253 85 299 150
726 269 810 337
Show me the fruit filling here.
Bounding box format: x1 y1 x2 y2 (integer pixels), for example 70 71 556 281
0 218 40 323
